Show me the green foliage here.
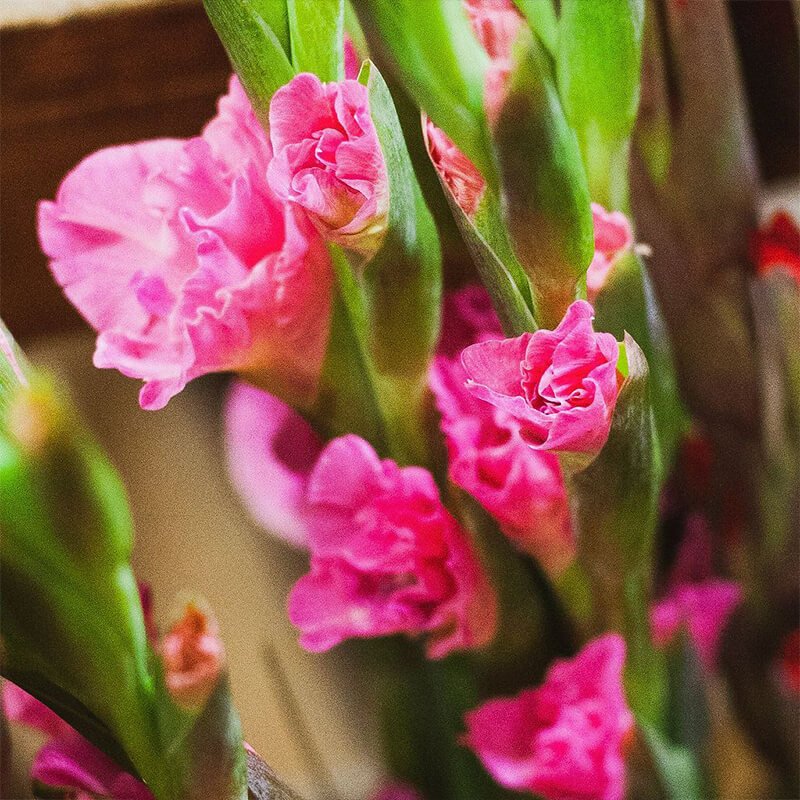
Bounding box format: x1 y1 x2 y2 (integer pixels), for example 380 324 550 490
286 0 344 80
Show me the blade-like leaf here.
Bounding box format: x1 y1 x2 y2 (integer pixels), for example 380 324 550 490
642 724 703 800
513 0 558 58
287 0 344 80
493 30 593 328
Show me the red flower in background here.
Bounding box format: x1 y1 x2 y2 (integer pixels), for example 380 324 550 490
751 211 800 282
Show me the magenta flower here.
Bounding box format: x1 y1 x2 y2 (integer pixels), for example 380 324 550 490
288 434 497 658
461 300 620 464
586 204 634 302
3 682 153 800
38 76 332 410
464 634 634 800
431 287 574 574
225 380 323 548
268 73 388 258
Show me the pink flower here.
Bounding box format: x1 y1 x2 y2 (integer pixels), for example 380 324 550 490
225 380 323 548
750 210 800 283
424 120 486 217
268 73 388 257
3 683 153 800
288 435 497 658
461 300 620 463
431 287 574 574
464 634 634 800
586 204 634 302
38 76 332 410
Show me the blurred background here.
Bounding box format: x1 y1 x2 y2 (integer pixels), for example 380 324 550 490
0 0 798 797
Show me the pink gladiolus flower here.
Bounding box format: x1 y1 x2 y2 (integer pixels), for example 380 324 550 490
464 634 634 800
3 683 153 800
431 287 574 574
225 380 323 548
38 76 332 410
424 120 486 217
288 435 497 658
268 73 388 258
461 300 621 463
586 204 634 302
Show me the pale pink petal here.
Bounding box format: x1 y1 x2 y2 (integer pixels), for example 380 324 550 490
587 204 634 302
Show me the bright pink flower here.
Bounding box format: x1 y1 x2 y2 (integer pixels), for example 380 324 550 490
343 34 362 80
464 634 633 800
461 300 620 463
3 683 153 800
586 204 634 302
431 287 574 574
268 73 388 258
650 580 741 671
424 120 486 217
750 211 800 282
39 76 332 411
225 380 323 548
288 435 497 658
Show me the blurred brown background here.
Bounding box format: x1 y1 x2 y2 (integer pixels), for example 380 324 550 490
0 1 798 798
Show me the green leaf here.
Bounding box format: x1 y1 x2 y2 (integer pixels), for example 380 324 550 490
203 0 295 125
492 29 593 328
287 0 344 80
556 0 644 207
352 0 494 180
642 724 704 800
513 0 558 58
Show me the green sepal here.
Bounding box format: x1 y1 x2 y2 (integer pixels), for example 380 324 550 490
492 29 593 329
286 0 344 80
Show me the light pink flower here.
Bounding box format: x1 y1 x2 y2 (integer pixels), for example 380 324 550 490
268 73 388 257
288 435 497 658
225 380 323 548
39 76 332 411
461 300 621 462
463 0 524 124
3 682 153 800
424 120 486 217
431 287 574 574
463 634 634 800
587 204 634 302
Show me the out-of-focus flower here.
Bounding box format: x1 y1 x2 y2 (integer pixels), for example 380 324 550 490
431 287 574 574
463 0 524 124
464 633 633 800
268 73 388 258
225 380 323 548
461 300 620 462
650 516 742 670
586 204 634 302
425 120 486 217
369 782 423 800
39 76 332 411
162 602 225 710
2 682 153 800
750 211 800 282
778 629 800 695
288 434 497 658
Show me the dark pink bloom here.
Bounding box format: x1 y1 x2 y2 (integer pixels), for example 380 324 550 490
750 210 800 282
464 634 633 800
431 287 574 574
39 76 332 410
424 120 486 217
268 73 388 257
586 204 634 302
288 435 497 658
3 682 153 800
461 300 620 464
225 380 323 548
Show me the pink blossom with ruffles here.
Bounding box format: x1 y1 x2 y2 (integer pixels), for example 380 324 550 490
225 380 323 548
424 120 486 217
586 204 634 302
430 287 574 574
38 76 332 411
3 682 153 800
464 634 633 800
461 300 620 463
288 434 497 658
268 73 388 257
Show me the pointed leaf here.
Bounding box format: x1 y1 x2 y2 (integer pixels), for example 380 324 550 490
287 0 344 80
